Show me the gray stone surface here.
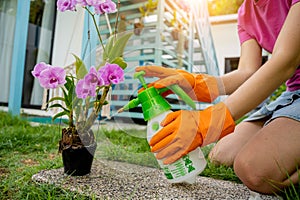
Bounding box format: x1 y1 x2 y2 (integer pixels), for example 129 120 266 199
32 159 280 200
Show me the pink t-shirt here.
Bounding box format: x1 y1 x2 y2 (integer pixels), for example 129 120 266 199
237 0 300 91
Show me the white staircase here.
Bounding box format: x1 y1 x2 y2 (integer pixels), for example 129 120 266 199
86 0 219 121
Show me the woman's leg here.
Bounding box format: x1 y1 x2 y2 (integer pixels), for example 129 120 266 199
234 117 300 194
208 120 265 166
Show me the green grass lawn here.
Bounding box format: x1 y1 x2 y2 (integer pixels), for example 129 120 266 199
0 111 93 199
0 110 297 199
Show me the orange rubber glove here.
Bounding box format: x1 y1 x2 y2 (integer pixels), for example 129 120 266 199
136 65 219 102
150 102 235 165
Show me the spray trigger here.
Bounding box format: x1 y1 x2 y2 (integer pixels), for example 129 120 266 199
157 85 196 110
168 85 196 110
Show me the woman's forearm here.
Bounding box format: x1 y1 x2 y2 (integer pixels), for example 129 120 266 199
225 58 297 120
218 39 263 96
218 68 258 95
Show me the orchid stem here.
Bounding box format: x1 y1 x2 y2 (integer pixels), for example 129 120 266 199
82 86 110 132
85 7 108 58
69 110 74 127
105 13 112 34
114 0 121 42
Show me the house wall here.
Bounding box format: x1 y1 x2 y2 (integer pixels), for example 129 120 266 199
3 8 86 116
52 8 85 67
209 14 270 75
209 14 240 75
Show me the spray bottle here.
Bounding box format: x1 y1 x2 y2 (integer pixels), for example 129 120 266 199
119 71 207 184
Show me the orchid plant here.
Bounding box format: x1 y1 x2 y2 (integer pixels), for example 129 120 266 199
32 0 132 149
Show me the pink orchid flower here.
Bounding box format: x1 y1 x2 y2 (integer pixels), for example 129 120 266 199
57 0 77 12
31 62 50 78
85 0 105 7
75 79 97 99
38 66 67 89
98 63 124 85
84 66 104 86
94 0 117 15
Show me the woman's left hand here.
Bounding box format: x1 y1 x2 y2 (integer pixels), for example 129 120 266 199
150 102 236 164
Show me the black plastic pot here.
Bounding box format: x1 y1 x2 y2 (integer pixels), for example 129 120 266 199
62 142 97 176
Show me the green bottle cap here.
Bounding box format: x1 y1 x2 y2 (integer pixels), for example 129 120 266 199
134 71 147 89
138 87 171 121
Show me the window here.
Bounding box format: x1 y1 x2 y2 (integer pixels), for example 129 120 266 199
0 0 17 105
224 56 268 73
22 0 56 108
0 0 56 108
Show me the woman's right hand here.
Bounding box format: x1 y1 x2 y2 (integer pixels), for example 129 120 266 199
135 65 219 103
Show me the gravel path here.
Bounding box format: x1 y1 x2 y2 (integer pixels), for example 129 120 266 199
32 159 280 200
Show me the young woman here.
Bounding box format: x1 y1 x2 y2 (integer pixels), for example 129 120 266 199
136 0 300 194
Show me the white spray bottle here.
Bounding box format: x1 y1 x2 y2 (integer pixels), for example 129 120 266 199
119 71 207 184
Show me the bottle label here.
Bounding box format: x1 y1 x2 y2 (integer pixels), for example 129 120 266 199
163 167 174 179
183 155 196 173
147 113 206 183
162 154 196 180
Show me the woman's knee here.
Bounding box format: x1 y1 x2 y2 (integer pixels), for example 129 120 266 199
234 118 300 193
208 122 261 166
208 135 236 166
234 152 277 194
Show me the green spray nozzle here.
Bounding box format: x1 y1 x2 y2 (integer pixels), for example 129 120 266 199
118 70 196 120
118 98 140 112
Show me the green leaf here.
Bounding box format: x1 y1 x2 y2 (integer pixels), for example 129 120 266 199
52 111 69 122
65 76 76 110
73 54 88 79
103 100 109 105
103 37 114 61
111 57 127 69
65 76 75 91
104 32 133 63
48 104 70 113
60 86 74 111
61 87 70 107
48 97 65 103
65 80 75 108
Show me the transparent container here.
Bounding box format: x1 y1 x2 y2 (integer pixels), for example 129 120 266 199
147 111 207 184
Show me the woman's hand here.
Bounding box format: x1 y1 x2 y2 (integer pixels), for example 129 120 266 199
136 65 219 102
150 102 235 164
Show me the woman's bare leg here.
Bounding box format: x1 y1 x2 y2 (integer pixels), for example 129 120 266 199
209 120 265 166
234 117 300 194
